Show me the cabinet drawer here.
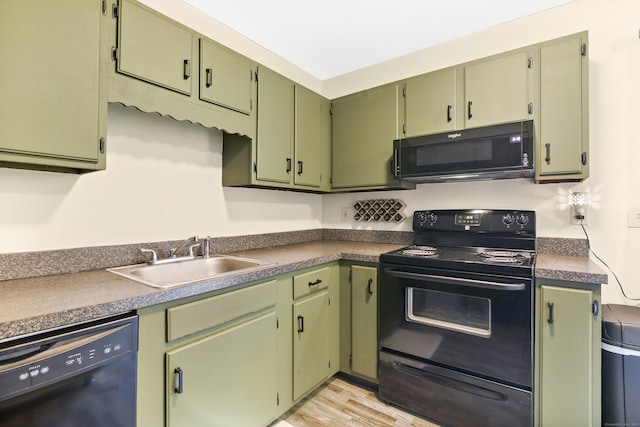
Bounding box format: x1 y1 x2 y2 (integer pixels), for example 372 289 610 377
293 267 330 299
167 280 276 341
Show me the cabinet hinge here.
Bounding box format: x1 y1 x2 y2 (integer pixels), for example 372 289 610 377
111 47 118 61
581 43 587 57
328 360 331 369
348 268 352 284
99 137 105 154
402 123 406 135
101 0 107 15
528 103 533 115
254 70 259 82
582 152 587 166
250 99 253 111
276 317 279 329
527 57 533 69
112 3 119 18
402 86 406 97
330 105 333 116
328 297 331 306
277 393 280 406
349 354 353 368
253 162 257 173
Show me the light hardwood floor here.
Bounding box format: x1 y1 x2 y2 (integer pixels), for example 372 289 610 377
276 376 440 427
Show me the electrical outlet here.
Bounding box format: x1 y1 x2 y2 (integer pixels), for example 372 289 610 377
341 207 351 222
570 192 589 225
628 206 640 228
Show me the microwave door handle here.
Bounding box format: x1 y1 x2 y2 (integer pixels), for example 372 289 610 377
383 268 526 291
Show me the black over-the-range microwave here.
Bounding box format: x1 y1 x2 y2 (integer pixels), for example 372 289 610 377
392 120 534 183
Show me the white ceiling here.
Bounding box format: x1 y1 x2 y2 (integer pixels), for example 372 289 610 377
185 0 575 80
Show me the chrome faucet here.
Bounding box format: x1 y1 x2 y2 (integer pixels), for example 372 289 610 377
169 235 200 258
140 235 203 265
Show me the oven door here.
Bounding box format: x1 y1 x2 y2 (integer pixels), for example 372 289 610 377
379 263 533 388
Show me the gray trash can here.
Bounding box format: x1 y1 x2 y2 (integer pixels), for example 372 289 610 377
602 303 640 426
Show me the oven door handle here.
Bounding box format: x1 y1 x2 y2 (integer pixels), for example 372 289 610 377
384 269 526 291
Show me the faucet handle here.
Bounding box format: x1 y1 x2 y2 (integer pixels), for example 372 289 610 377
140 248 158 264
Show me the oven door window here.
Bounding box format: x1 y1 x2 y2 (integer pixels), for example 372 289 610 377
406 287 491 338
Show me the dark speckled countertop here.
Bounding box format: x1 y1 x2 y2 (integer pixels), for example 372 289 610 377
0 232 608 342
0 240 403 341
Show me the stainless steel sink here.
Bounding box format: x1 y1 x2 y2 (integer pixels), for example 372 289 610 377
107 255 273 288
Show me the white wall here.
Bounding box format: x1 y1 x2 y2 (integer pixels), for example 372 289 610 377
323 0 640 305
0 104 323 253
1 0 637 305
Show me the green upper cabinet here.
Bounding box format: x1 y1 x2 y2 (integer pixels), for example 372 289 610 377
403 68 458 137
463 51 529 128
256 67 295 184
332 84 415 191
295 85 331 189
223 67 330 192
117 0 192 95
535 32 589 182
199 38 253 114
109 0 255 136
0 0 107 173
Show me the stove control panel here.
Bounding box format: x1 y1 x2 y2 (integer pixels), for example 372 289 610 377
413 209 535 234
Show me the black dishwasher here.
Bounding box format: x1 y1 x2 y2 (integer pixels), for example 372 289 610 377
0 313 138 427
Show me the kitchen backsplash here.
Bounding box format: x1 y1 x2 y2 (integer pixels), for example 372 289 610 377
0 230 583 282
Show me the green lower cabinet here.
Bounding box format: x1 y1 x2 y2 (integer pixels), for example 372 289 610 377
536 281 601 427
137 263 340 426
166 311 277 427
350 265 378 381
338 262 379 383
293 289 330 400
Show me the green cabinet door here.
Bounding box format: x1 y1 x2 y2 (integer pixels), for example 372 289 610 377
293 289 329 400
256 67 294 184
404 68 457 137
332 84 408 190
294 86 330 189
199 38 253 114
538 284 600 426
0 0 106 171
351 265 378 381
166 311 277 427
464 52 528 128
117 0 192 95
537 35 588 179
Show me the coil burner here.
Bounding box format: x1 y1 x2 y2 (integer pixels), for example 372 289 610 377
401 245 438 257
479 250 531 265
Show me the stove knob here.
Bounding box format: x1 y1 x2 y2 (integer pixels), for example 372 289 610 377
427 213 438 225
516 214 530 226
502 213 515 226
416 212 428 226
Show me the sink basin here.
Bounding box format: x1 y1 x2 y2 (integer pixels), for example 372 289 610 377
107 255 273 288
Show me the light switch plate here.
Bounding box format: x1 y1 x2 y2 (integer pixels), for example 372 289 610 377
628 206 640 228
